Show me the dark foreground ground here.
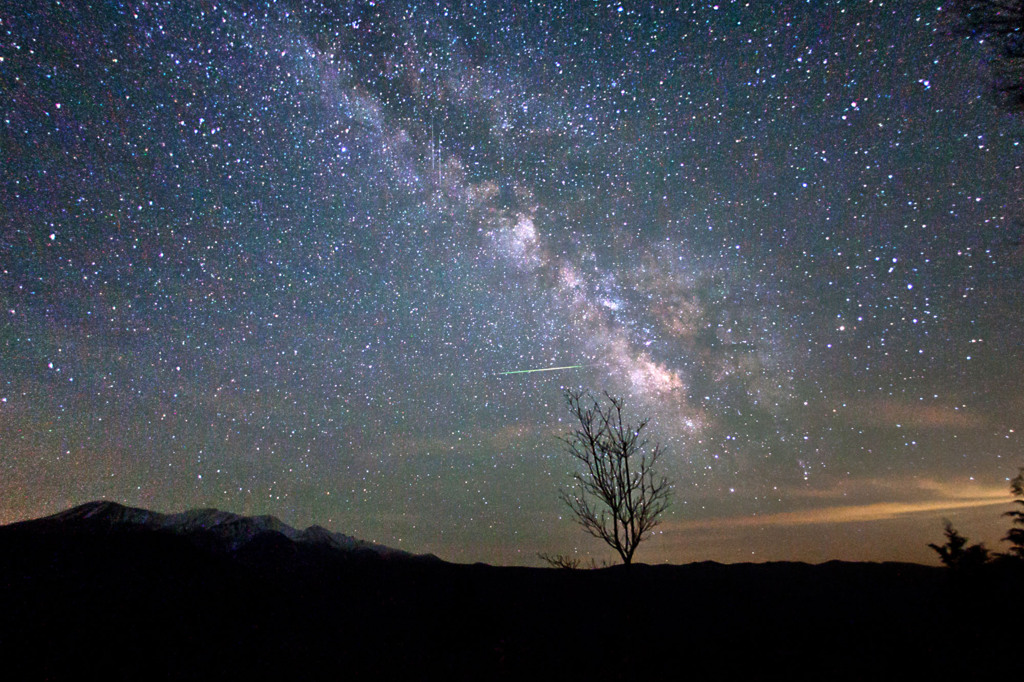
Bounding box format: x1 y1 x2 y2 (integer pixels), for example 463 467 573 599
1 516 1020 680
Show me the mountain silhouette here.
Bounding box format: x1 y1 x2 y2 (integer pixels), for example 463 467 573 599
26 499 431 559
1 502 1021 680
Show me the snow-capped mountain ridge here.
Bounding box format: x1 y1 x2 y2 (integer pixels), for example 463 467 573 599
40 500 419 558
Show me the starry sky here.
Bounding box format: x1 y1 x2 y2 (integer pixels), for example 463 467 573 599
2 0 1022 565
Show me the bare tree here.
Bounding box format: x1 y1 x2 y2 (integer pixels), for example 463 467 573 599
945 0 1024 112
557 389 672 566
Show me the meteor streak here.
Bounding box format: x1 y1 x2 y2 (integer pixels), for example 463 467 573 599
498 364 583 376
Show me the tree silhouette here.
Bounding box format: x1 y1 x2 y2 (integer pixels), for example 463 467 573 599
928 519 991 569
1003 468 1024 558
536 552 582 570
946 0 1024 112
557 389 672 566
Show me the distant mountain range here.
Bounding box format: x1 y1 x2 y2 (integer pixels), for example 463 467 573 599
1 500 1022 680
8 499 438 561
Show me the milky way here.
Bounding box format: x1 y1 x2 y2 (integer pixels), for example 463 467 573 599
2 1 1022 564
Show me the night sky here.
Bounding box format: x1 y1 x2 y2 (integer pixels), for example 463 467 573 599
2 0 1022 565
